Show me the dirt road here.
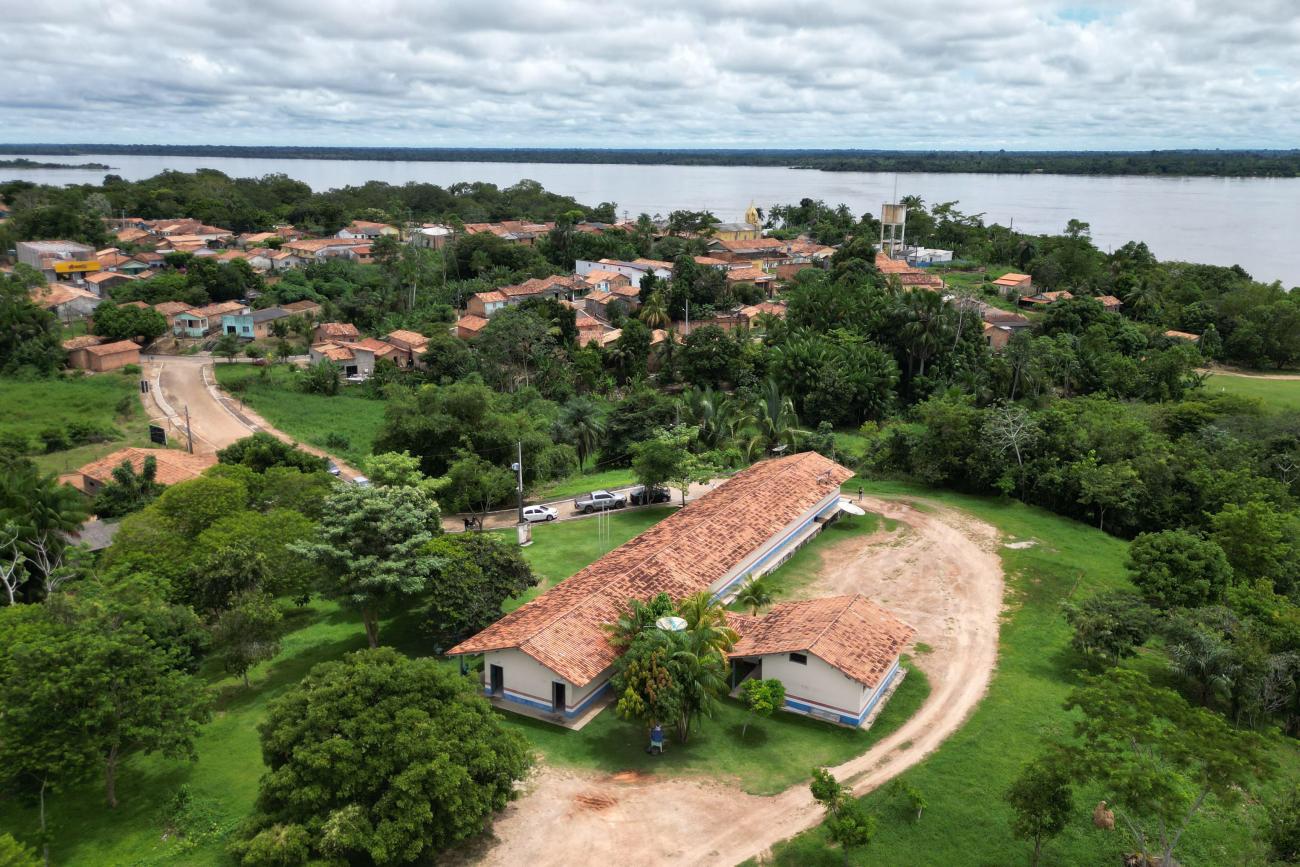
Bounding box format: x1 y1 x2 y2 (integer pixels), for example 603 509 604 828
476 496 1005 867
1200 365 1300 381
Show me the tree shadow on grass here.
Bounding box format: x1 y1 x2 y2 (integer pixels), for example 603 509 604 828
726 723 770 747
217 632 367 713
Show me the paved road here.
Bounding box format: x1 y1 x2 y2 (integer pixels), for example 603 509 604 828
143 355 254 453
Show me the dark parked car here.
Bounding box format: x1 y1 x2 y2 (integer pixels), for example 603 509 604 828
628 485 671 505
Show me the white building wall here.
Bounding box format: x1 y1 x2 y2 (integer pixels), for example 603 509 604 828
481 648 611 717
759 652 866 721
707 488 842 602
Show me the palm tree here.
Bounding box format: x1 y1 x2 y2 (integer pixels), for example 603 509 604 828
679 387 745 451
606 594 672 650
899 290 953 378
664 630 730 742
639 291 670 331
555 397 606 469
746 379 805 455
735 577 774 615
676 590 739 651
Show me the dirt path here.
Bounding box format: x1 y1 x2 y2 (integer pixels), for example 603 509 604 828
1200 365 1300 381
474 496 1005 867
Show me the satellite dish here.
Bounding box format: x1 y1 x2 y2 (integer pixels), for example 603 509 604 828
655 616 688 632
838 498 867 516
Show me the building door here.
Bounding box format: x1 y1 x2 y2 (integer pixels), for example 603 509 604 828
552 682 566 714
489 664 503 695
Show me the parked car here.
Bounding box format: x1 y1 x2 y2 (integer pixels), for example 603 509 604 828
351 475 371 487
628 485 671 505
573 490 627 514
522 504 559 523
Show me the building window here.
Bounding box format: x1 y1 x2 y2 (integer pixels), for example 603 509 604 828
789 652 808 665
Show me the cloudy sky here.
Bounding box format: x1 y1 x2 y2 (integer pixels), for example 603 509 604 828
4 0 1299 149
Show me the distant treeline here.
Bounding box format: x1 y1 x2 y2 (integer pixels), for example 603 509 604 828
2 145 1300 178
0 157 112 170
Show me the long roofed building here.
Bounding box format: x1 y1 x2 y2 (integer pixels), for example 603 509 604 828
449 452 858 722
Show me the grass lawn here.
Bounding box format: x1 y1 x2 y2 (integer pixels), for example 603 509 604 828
1204 372 1300 413
213 363 386 465
0 372 155 475
532 466 638 501
501 506 675 610
763 480 1300 867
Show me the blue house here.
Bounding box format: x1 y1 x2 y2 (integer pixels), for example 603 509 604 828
221 307 289 340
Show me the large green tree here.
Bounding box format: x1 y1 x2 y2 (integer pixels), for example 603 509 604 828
421 532 537 648
291 485 440 647
230 648 530 866
1063 668 1270 867
1126 529 1232 609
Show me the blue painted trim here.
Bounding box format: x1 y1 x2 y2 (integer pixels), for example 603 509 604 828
486 677 611 718
710 496 841 603
779 659 904 727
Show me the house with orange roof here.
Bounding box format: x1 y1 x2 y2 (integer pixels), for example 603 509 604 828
1019 290 1074 308
66 339 141 372
724 266 777 292
30 283 103 319
382 330 429 368
83 271 138 295
1163 330 1201 343
728 594 915 727
313 322 360 343
467 290 509 318
992 272 1033 297
448 453 860 724
1096 294 1124 313
455 314 489 340
583 269 633 293
74 448 215 497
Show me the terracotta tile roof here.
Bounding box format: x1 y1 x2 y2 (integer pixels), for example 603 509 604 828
740 301 788 320
31 283 99 308
312 342 355 362
583 268 625 283
1164 329 1200 341
384 329 428 348
1039 290 1073 302
694 256 730 267
730 595 915 688
79 447 215 486
726 266 773 283
457 314 490 333
153 301 193 316
599 328 623 347
194 300 247 318
611 284 641 298
498 275 581 298
346 337 399 357
120 300 150 309
316 322 359 339
993 272 1032 285
448 452 855 685
62 335 104 350
281 300 322 313
1096 294 1123 307
874 253 913 274
714 238 785 253
897 271 944 288
285 238 369 253
475 290 507 303
632 257 674 270
84 271 136 285
84 340 140 356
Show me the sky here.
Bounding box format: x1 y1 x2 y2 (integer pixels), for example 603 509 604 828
3 0 1299 149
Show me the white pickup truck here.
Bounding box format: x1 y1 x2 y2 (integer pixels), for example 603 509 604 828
573 489 627 514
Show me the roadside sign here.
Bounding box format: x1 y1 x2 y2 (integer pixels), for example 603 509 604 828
148 424 167 445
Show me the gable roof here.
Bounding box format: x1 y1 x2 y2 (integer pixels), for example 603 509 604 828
993 272 1032 285
730 595 915 688
79 447 215 486
62 335 104 350
84 339 141 357
311 342 355 362
153 301 194 316
448 452 854 685
315 322 360 339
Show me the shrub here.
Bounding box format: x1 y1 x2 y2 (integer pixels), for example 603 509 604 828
323 431 351 451
39 426 70 453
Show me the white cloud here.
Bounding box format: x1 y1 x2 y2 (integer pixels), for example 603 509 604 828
2 0 1298 147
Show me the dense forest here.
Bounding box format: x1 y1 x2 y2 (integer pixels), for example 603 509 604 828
4 144 1300 177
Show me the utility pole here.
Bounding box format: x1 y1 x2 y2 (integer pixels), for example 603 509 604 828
513 441 525 525
184 405 194 454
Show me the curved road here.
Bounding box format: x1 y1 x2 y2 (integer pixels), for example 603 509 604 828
476 496 1005 866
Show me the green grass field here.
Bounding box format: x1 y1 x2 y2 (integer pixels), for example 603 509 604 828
532 466 638 501
212 364 387 465
1203 373 1300 413
763 480 1300 867
0 372 154 475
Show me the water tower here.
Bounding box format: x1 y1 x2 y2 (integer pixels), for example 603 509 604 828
879 202 907 259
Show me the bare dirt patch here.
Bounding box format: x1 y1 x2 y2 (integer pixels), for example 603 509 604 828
475 495 1005 867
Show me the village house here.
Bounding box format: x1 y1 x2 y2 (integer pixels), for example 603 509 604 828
456 314 490 340
1163 330 1201 343
706 237 788 264
313 322 360 343
1096 294 1124 313
152 301 193 330
992 272 1033 297
711 221 761 242
466 290 509 318
83 271 138 296
309 341 373 379
282 238 371 264
64 338 141 372
583 269 633 293
30 283 102 320
221 307 291 340
336 220 398 240
729 594 914 727
576 258 672 282
575 311 608 347
281 299 323 320
448 453 890 725
1019 290 1074 309
74 447 215 497
738 300 789 327
173 301 247 338
382 330 429 368
462 220 553 245
983 322 1013 351
724 266 778 295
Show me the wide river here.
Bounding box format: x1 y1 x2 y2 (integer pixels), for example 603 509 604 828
5 154 1298 286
